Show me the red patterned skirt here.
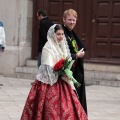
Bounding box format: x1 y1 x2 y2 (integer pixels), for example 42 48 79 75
20 79 88 120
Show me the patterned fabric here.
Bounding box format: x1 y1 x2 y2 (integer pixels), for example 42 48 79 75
42 24 72 67
36 65 58 86
71 39 78 53
37 24 73 87
20 79 88 120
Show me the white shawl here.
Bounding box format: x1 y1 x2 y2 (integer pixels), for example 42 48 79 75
36 24 75 89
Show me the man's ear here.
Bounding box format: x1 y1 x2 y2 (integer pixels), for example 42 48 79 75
63 17 65 23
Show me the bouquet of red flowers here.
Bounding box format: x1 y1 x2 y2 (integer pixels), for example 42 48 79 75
53 58 80 87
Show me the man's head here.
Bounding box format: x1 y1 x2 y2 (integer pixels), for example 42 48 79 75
37 9 47 21
63 9 77 31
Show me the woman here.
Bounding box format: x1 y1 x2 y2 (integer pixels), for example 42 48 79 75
20 24 88 120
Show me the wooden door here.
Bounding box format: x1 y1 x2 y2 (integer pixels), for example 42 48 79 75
32 0 120 64
91 0 120 64
32 0 86 59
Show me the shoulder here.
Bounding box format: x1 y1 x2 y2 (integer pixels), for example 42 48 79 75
62 25 70 35
41 18 52 24
43 41 53 52
0 22 3 27
43 41 50 49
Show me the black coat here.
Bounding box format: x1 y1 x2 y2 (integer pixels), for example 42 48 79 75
38 17 53 52
62 25 87 114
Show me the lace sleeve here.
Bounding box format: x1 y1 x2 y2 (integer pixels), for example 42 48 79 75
36 64 58 86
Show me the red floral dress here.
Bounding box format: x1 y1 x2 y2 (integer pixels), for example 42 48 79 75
20 79 88 120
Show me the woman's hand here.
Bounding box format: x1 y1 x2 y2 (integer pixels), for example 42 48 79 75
62 74 70 80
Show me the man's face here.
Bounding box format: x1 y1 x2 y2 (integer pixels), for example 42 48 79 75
37 13 42 21
63 14 77 31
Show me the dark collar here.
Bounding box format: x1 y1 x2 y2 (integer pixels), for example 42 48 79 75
40 17 48 23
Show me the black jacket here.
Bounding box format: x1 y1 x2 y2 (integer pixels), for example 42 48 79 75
38 17 53 52
62 25 87 115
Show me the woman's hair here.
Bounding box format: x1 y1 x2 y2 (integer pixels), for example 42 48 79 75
63 9 77 19
54 24 64 33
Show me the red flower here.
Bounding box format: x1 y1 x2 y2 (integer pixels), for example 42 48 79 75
53 59 65 71
53 58 81 87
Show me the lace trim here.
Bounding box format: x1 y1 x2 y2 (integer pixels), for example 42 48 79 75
36 65 58 86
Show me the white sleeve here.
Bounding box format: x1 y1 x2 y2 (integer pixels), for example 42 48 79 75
0 27 6 47
36 64 59 86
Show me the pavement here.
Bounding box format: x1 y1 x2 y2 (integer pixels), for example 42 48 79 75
0 75 120 120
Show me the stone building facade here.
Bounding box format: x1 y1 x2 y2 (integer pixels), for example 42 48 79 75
0 0 120 86
0 0 33 74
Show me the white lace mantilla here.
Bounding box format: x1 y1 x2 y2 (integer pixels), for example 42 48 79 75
36 65 58 86
36 24 75 89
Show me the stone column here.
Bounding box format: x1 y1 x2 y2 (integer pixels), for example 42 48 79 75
0 0 33 74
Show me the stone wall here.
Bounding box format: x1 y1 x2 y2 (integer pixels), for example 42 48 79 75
0 0 33 74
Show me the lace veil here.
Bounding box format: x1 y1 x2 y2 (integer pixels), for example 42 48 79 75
41 24 72 66
36 24 72 86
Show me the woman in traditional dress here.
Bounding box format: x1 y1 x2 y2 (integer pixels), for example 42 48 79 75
20 24 88 120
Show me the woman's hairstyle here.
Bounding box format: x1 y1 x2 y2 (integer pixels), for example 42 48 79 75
63 9 77 19
54 24 64 33
47 24 64 40
37 9 47 17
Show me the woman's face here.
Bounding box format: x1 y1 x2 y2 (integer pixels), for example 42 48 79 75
55 30 64 43
63 14 77 31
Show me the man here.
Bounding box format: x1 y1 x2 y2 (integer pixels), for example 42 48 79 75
37 9 53 67
62 9 87 114
0 21 6 52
